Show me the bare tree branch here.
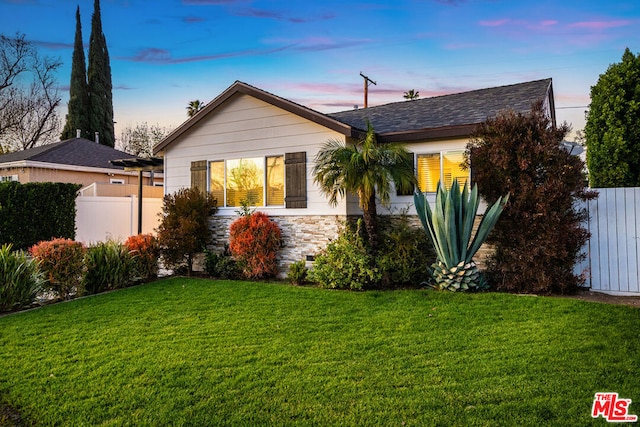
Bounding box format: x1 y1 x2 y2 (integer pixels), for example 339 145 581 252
0 33 62 151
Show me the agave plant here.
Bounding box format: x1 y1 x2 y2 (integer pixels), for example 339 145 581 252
414 179 508 291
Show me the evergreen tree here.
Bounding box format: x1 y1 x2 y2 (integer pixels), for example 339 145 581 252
585 48 640 187
61 6 90 141
87 0 114 147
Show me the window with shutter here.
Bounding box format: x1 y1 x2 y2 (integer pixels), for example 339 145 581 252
284 152 307 208
209 161 224 207
266 156 284 206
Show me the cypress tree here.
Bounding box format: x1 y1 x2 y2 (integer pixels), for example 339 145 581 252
87 0 114 147
61 6 90 141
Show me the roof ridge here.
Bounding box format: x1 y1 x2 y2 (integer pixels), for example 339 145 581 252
333 78 552 114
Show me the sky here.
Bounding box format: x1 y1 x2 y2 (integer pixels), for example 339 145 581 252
1 0 639 141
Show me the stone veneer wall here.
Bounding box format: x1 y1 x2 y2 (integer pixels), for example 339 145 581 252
206 213 494 276
207 215 348 273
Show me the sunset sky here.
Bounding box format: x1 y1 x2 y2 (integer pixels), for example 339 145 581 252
1 0 639 140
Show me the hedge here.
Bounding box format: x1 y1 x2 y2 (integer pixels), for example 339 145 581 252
0 181 81 250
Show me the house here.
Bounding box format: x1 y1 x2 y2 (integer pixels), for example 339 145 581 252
154 78 555 267
0 137 163 196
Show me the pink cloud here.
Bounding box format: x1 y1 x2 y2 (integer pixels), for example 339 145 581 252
479 19 509 27
444 42 479 50
539 20 558 27
569 20 632 30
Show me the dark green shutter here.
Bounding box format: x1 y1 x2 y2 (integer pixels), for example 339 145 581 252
285 152 307 208
190 160 207 191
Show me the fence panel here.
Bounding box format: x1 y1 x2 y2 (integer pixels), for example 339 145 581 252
579 188 640 295
76 196 163 244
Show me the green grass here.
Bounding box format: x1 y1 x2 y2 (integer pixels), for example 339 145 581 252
0 278 639 426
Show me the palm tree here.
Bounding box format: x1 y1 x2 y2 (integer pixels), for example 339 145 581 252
313 122 416 251
403 89 420 100
186 100 204 117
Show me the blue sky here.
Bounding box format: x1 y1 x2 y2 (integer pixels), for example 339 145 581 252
2 0 639 139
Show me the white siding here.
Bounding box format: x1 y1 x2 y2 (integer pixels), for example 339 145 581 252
377 138 472 216
164 94 348 216
164 93 472 217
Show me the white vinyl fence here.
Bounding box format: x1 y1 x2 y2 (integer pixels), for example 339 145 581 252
76 196 163 245
577 187 640 295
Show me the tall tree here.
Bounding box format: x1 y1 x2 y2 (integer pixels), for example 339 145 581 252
466 101 597 294
186 100 203 117
0 33 62 150
585 48 640 187
61 6 90 141
313 122 416 251
87 0 114 147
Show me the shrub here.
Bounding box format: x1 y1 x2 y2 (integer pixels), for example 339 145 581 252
229 211 281 279
467 101 598 294
125 234 160 281
204 245 240 279
30 238 85 299
377 214 436 288
310 220 380 290
83 240 137 294
0 244 45 312
287 260 308 285
0 182 81 250
157 188 217 275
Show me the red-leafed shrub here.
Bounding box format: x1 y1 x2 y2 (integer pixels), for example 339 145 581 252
466 101 598 294
229 211 281 279
125 234 160 281
30 238 85 299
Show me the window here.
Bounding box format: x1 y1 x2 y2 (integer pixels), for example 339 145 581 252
416 151 468 192
209 155 285 207
209 160 224 207
266 156 284 206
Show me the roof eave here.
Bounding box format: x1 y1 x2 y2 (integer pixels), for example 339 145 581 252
377 123 478 143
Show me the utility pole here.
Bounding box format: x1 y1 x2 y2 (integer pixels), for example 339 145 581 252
360 72 377 108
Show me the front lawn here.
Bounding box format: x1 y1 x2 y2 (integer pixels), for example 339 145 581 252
0 278 638 426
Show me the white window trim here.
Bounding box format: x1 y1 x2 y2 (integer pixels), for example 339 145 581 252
209 156 286 209
0 175 18 182
416 150 469 193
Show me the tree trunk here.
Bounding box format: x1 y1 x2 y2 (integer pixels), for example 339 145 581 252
362 192 378 251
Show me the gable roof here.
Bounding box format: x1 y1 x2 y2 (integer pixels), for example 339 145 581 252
0 138 134 170
329 78 554 142
154 78 554 153
154 81 357 153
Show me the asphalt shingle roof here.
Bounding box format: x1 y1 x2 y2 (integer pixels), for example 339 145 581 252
0 138 134 170
328 79 553 133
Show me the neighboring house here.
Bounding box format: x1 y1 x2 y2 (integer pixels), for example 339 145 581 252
0 137 163 192
154 79 555 268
